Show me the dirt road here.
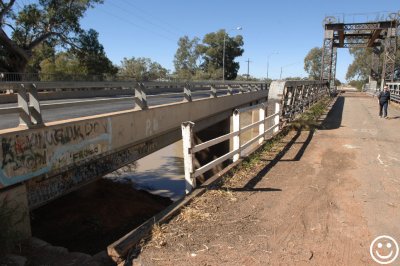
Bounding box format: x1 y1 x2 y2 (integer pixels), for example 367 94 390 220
135 92 400 265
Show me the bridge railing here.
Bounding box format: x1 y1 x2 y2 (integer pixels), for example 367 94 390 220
278 80 329 121
181 102 280 193
387 82 400 103
181 79 329 193
0 81 267 129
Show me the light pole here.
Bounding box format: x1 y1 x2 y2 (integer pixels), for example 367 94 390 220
223 26 242 81
280 61 300 80
267 51 278 80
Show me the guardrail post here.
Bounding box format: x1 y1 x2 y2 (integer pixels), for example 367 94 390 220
17 84 32 127
28 83 43 126
274 103 280 134
233 109 241 162
210 84 217 98
227 85 233 96
238 85 244 94
183 83 192 102
182 121 196 194
134 82 148 110
259 104 266 144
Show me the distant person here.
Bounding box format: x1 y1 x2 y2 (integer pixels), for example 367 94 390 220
378 85 390 118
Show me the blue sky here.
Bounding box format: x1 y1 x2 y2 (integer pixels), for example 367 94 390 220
81 0 400 82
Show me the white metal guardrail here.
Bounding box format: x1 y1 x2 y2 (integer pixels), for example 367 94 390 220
181 102 280 193
0 81 268 129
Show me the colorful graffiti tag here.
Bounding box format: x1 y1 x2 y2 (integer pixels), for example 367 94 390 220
0 119 112 187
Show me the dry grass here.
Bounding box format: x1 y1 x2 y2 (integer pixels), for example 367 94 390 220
176 206 211 223
146 223 168 248
208 189 237 202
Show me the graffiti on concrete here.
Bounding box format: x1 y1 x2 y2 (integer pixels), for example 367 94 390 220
27 140 159 208
0 119 111 187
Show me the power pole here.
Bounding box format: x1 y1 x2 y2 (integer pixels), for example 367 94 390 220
245 58 252 80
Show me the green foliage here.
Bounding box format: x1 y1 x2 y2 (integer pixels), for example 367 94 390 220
119 57 168 81
39 52 87 80
346 39 400 82
73 29 118 76
304 47 322 80
197 30 244 80
25 42 55 73
235 74 260 81
173 36 200 80
348 80 364 91
0 0 103 72
345 48 373 81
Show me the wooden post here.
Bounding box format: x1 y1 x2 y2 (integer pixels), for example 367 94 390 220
274 103 280 134
233 109 241 162
259 104 266 144
181 121 196 194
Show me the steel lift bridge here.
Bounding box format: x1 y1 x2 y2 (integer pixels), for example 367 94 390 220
320 13 399 91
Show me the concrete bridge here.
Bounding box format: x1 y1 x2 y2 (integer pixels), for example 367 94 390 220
0 80 328 237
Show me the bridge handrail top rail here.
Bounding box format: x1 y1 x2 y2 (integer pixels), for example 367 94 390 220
0 80 268 91
281 80 328 87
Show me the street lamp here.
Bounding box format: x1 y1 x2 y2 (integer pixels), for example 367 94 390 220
223 26 242 81
267 51 278 80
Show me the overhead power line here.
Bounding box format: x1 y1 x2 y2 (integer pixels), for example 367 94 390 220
97 7 177 43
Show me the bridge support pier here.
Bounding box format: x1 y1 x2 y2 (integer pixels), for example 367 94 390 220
0 183 31 245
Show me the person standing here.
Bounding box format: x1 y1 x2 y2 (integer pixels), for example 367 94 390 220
378 85 391 118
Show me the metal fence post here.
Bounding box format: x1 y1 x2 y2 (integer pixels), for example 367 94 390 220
134 82 148 110
17 84 32 127
274 103 280 134
183 83 192 102
28 83 43 126
233 109 241 162
259 104 266 144
182 121 196 194
210 84 217 98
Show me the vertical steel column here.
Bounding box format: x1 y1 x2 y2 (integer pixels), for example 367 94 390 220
381 23 397 89
320 28 334 86
330 47 337 89
370 48 381 81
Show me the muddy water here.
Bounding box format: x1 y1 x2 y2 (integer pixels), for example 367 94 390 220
106 140 186 201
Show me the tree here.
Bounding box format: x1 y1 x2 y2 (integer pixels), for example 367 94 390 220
197 30 244 80
119 57 168 81
0 0 103 73
346 39 400 82
345 48 372 81
39 52 87 80
173 36 200 80
73 29 117 77
304 47 322 80
25 42 55 73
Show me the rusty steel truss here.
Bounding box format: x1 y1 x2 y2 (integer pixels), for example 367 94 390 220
321 18 398 89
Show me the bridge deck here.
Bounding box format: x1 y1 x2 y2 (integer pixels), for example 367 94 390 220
136 91 400 265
